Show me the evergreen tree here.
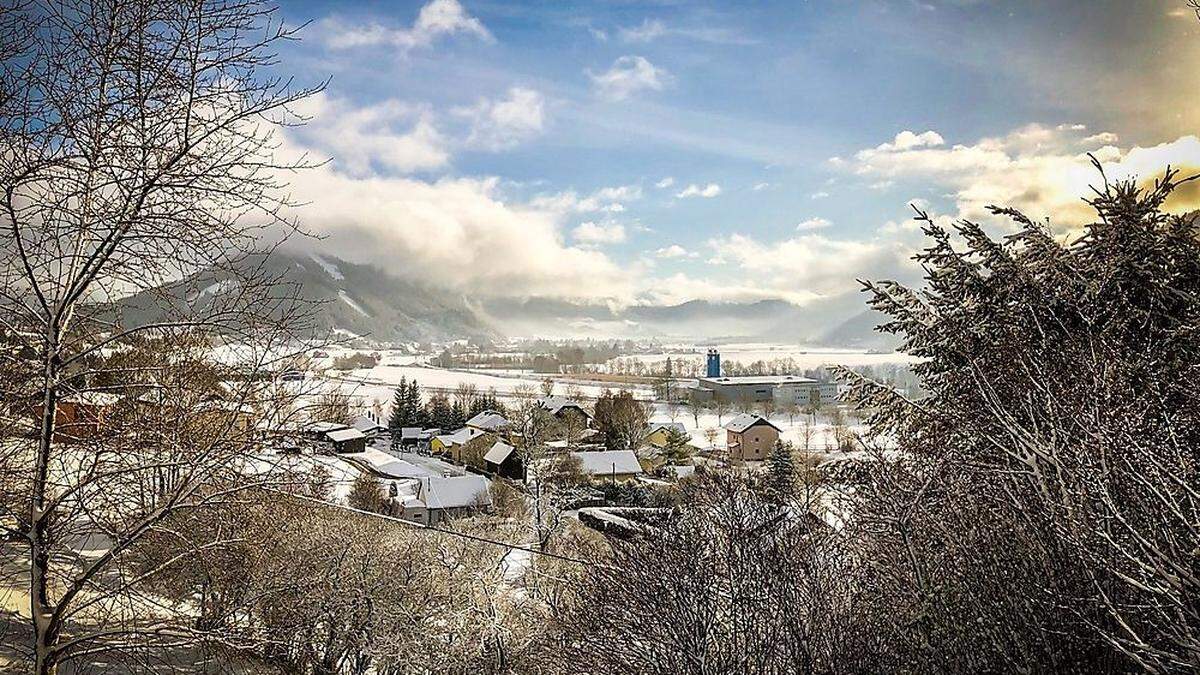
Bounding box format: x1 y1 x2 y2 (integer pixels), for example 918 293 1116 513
426 392 453 430
763 441 796 503
661 427 694 465
449 399 467 430
407 380 426 428
387 377 410 430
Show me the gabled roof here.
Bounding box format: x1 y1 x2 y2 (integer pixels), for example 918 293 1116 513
537 396 591 418
325 427 366 443
724 413 781 434
645 421 688 437
434 426 486 446
419 475 491 510
305 421 350 434
571 450 643 476
352 415 387 433
466 410 509 432
484 440 516 465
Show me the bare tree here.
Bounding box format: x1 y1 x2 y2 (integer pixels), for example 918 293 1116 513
712 397 728 425
0 2 322 671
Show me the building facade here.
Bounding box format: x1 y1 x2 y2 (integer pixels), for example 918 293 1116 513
725 413 781 462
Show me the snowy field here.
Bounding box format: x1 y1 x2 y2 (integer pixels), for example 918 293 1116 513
611 343 920 370
644 401 871 456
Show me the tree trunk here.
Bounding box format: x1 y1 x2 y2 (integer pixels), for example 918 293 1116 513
31 336 61 675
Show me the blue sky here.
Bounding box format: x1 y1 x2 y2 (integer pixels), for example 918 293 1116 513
272 0 1200 309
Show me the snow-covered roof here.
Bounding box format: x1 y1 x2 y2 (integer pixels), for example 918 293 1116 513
61 391 122 406
400 427 440 440
344 448 432 479
325 427 366 443
418 475 491 510
434 426 485 446
665 465 696 479
724 413 781 434
537 396 590 417
645 421 688 437
700 375 819 385
572 450 643 476
352 415 387 433
466 410 509 432
484 440 516 465
305 421 350 434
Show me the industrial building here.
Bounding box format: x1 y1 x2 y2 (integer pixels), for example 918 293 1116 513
691 349 839 406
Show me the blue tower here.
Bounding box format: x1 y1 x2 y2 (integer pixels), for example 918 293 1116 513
706 348 721 378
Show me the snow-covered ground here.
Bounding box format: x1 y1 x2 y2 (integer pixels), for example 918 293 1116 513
644 401 868 455
611 343 920 370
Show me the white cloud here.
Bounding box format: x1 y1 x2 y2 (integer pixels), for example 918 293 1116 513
282 166 630 300
588 56 670 101
572 221 627 245
869 130 945 153
795 217 832 231
752 182 771 191
319 0 492 51
616 18 756 46
637 273 820 306
290 93 449 176
810 191 830 200
654 244 695 259
619 19 667 43
532 183 643 214
705 232 919 298
455 87 545 151
676 183 722 199
1081 131 1119 147
846 123 1200 229
655 176 675 189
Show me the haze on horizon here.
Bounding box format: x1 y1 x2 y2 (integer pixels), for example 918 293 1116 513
272 0 1200 336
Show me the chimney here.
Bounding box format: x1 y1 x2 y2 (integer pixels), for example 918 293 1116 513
706 348 721 378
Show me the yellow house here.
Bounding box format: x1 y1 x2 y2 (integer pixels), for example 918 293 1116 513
431 426 487 463
643 422 689 449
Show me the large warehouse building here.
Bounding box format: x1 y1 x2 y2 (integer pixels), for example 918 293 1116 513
693 374 839 406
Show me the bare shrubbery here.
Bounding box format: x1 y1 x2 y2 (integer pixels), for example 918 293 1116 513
544 174 1200 674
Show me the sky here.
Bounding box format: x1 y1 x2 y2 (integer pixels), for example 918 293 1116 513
272 0 1200 312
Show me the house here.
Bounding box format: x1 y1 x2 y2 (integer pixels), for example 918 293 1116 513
643 422 689 449
303 421 350 439
324 427 367 454
724 413 781 462
466 410 509 434
194 399 258 434
352 414 388 440
49 391 121 441
483 440 524 479
571 450 643 482
430 426 488 463
537 396 592 427
398 475 492 526
398 427 421 447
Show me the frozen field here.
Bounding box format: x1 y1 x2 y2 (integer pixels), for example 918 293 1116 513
611 344 919 370
644 401 872 455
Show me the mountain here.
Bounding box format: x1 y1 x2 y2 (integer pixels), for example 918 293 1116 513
109 251 895 347
111 252 496 344
479 297 797 341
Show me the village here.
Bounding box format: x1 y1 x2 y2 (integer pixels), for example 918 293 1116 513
197 344 884 531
